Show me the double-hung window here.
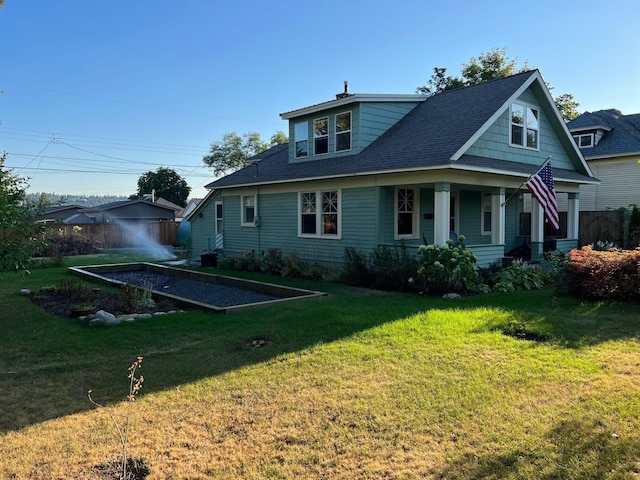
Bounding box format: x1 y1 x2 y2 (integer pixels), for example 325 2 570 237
335 111 352 152
510 103 539 149
241 195 256 226
314 117 328 155
396 187 418 239
299 190 340 237
294 121 308 158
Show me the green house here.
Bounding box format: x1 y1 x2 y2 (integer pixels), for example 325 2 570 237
189 70 596 268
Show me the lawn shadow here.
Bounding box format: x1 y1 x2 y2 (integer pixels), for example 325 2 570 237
0 269 419 433
434 416 640 479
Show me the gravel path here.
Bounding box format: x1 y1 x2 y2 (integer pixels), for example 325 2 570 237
101 271 280 308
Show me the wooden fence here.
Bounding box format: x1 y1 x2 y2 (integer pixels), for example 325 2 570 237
51 221 179 248
578 211 624 246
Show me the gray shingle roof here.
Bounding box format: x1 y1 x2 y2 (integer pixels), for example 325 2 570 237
208 70 591 189
568 109 640 158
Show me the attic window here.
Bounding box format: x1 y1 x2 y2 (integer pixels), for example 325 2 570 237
294 121 308 158
335 111 352 152
511 103 539 149
314 117 329 155
573 133 594 148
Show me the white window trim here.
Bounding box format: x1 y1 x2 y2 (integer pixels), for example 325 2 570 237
314 116 329 156
481 192 491 236
335 110 352 153
294 121 309 158
241 194 257 227
394 186 420 240
297 189 342 239
510 102 540 151
215 200 223 235
573 133 594 148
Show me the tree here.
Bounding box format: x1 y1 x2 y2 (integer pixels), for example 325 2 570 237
416 47 579 120
202 131 288 177
131 167 191 207
0 152 47 272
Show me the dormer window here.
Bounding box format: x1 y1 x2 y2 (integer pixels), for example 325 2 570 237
510 103 539 149
335 111 352 152
294 121 308 158
314 117 329 155
573 133 594 148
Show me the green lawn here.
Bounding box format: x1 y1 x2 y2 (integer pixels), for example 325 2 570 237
1 254 640 479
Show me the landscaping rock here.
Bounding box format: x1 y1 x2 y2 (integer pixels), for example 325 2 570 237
442 293 462 300
19 289 31 296
134 313 153 320
90 310 121 326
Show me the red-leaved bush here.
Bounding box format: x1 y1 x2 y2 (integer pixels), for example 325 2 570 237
563 246 640 303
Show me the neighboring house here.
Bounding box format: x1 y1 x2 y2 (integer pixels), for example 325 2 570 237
177 198 202 222
77 198 177 224
33 205 84 223
567 109 640 211
190 70 596 267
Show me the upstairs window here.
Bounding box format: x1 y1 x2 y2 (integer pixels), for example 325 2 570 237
573 133 594 148
335 111 352 152
294 121 308 158
299 190 340 238
511 103 539 149
314 117 329 155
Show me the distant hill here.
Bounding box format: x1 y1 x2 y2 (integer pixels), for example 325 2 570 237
25 193 129 208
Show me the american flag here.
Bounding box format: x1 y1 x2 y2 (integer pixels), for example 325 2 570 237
526 160 559 230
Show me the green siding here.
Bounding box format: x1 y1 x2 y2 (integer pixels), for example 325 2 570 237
287 101 420 163
360 102 421 149
466 88 574 171
189 191 221 261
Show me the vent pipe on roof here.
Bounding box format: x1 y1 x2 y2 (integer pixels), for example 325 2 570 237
336 80 352 100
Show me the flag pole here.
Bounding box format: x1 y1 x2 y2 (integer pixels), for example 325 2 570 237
501 155 552 207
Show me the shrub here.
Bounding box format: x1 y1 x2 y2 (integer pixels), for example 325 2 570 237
629 205 640 248
261 248 285 276
564 246 640 303
491 258 544 291
342 247 374 287
415 235 477 295
281 251 304 278
369 244 417 291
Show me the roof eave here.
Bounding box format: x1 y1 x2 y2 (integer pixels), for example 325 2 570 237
280 94 426 119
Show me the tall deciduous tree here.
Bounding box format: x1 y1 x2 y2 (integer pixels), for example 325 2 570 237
416 47 579 120
0 152 47 272
131 167 191 207
202 131 288 177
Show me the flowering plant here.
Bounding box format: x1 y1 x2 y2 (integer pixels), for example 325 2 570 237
415 235 477 294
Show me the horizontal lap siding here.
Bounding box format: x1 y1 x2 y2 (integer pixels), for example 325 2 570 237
221 187 380 267
360 102 420 149
189 192 221 261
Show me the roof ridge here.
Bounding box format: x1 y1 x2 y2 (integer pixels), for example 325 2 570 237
426 69 538 99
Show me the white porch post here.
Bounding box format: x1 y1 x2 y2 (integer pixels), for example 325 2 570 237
568 193 580 240
434 182 451 246
491 187 506 245
531 201 545 261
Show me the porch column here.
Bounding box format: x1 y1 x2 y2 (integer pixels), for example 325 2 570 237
434 182 451 246
531 200 545 262
567 193 579 240
491 187 506 245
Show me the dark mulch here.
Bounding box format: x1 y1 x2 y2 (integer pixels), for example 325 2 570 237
93 457 150 480
28 287 180 318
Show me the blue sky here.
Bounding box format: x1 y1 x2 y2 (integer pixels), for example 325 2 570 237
1 0 639 200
